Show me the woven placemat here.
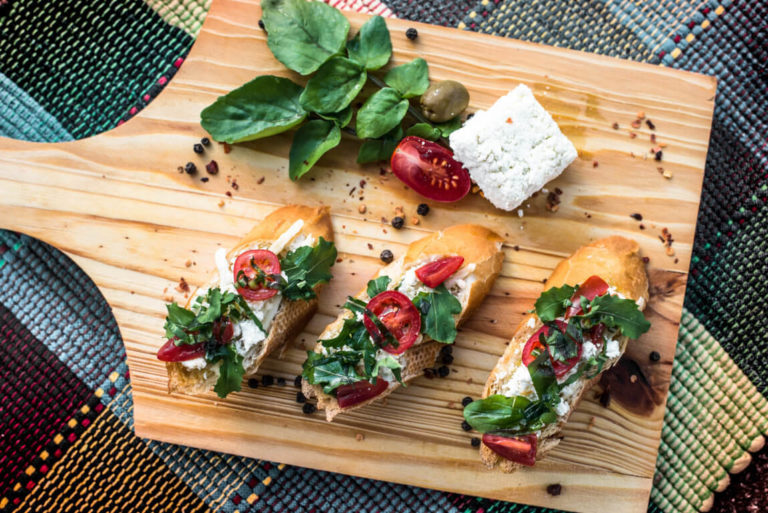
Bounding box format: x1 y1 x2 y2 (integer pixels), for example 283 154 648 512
1 0 766 512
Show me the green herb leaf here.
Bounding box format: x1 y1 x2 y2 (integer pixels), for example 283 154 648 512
288 120 341 180
346 16 392 71
261 0 349 75
406 123 441 141
371 354 403 385
534 284 576 322
580 294 651 339
356 88 409 139
543 321 581 363
356 125 403 164
434 116 462 137
200 76 306 143
317 106 353 128
302 350 365 394
163 287 248 346
462 394 531 433
280 237 338 299
413 284 462 343
383 58 429 98
210 344 246 398
366 276 391 297
525 350 557 399
299 57 367 114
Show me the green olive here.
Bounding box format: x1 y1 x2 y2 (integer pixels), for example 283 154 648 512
419 80 470 123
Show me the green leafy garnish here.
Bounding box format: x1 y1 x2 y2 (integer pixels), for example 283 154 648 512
534 284 576 322
209 344 247 398
299 57 367 114
355 88 409 139
317 106 353 128
288 120 341 180
367 276 391 297
412 284 462 343
576 294 651 339
346 16 392 71
543 320 581 363
383 58 430 98
405 123 441 141
356 125 403 164
280 237 337 300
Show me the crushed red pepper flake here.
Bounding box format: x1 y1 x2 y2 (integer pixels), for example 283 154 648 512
176 277 190 293
257 176 265 184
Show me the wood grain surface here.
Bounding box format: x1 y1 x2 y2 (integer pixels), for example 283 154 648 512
0 1 716 512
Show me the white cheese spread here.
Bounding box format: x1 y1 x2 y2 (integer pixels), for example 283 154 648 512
181 357 207 370
498 364 538 400
605 337 621 359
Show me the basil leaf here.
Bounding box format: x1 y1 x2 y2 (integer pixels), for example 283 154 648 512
406 123 441 141
544 321 581 363
357 125 403 164
299 57 367 114
261 0 349 75
413 284 462 343
210 345 246 398
166 302 195 327
346 15 392 71
462 394 531 433
383 58 429 98
317 106 353 128
434 116 462 137
288 120 341 180
534 284 576 322
367 276 391 297
356 88 409 139
200 76 306 143
581 294 651 339
526 350 556 398
280 237 337 299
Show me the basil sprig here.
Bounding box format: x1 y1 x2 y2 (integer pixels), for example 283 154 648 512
411 284 462 343
200 1 460 179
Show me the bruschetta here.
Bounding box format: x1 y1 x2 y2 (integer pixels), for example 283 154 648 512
157 204 336 398
302 224 505 421
463 236 650 470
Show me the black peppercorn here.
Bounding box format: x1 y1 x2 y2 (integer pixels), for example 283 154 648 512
470 437 481 448
193 143 204 154
277 377 286 386
416 203 430 216
206 160 219 175
380 249 394 263
201 177 209 183
261 375 274 387
258 19 265 30
247 378 259 389
546 484 562 496
294 375 302 387
655 150 663 161
184 162 197 175
405 28 418 40
296 391 307 404
441 353 454 365
201 137 210 147
391 216 404 229
302 403 316 414
650 350 661 362
461 420 472 432
440 345 453 355
438 365 450 378
461 396 473 407
630 213 643 221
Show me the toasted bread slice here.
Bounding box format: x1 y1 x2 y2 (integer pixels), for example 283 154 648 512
479 236 649 471
303 224 505 421
166 204 334 395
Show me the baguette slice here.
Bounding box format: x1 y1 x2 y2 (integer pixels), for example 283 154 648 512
167 204 334 395
303 224 505 421
480 236 649 471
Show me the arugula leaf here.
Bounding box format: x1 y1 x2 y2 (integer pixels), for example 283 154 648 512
406 123 441 141
462 394 531 433
356 88 409 139
579 294 651 339
302 350 365 394
534 284 576 322
210 344 246 398
356 125 403 164
367 276 391 297
383 58 429 98
413 284 462 343
163 287 253 346
299 57 367 114
262 0 349 75
370 354 403 385
280 237 337 300
200 76 306 143
346 15 392 71
288 120 341 180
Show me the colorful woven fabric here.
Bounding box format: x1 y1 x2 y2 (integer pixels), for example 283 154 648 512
0 1 766 513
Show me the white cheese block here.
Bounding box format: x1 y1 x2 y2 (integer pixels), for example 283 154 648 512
449 84 577 211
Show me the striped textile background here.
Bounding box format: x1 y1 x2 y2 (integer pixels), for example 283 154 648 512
0 0 765 512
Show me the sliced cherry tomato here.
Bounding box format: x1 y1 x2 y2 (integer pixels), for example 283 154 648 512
212 319 234 345
390 136 471 203
522 320 582 377
157 337 205 362
233 249 281 301
415 256 464 288
587 323 605 348
336 379 389 409
363 291 421 355
482 433 538 466
565 275 609 318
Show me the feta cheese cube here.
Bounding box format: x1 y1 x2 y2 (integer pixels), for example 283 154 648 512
449 84 577 211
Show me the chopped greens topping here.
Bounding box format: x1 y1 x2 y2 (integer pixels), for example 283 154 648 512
366 275 391 297
411 284 462 343
533 284 575 322
279 236 337 300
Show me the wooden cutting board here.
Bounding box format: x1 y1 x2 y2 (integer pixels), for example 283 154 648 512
0 1 716 511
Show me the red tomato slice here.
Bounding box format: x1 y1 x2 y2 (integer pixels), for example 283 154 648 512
363 291 421 355
390 136 471 203
157 337 205 362
233 249 281 301
482 433 538 466
565 275 609 318
587 323 605 348
522 320 582 377
336 379 389 409
415 256 464 288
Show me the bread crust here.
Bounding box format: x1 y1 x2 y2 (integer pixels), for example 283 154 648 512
479 236 649 471
166 204 333 396
304 224 504 421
